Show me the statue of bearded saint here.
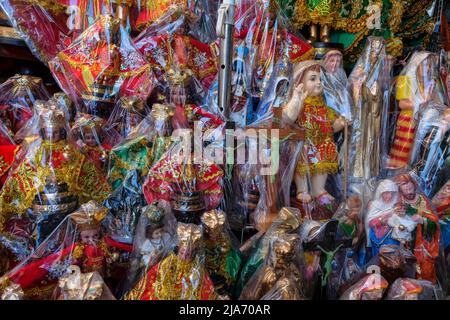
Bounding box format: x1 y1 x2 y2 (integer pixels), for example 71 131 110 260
239 233 304 300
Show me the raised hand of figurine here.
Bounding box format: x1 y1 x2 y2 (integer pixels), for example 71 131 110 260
294 83 308 103
282 83 307 124
332 115 348 132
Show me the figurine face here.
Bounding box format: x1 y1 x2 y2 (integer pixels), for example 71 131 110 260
381 191 396 203
80 228 101 245
178 244 195 261
302 70 323 96
41 127 62 142
83 131 98 147
151 228 164 240
324 53 342 74
399 182 416 201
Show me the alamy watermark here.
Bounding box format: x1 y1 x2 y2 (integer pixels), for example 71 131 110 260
169 121 281 176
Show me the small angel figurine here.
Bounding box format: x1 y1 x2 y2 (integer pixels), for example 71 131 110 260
282 60 348 208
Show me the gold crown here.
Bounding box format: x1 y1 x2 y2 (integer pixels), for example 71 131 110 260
201 209 226 231
177 223 202 248
151 103 174 121
119 97 146 113
10 74 44 95
72 113 105 136
38 103 66 129
165 68 193 86
142 203 165 228
70 201 108 232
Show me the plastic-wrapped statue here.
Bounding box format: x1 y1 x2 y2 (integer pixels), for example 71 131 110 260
49 15 154 120
51 265 115 300
71 113 114 173
201 209 242 297
106 97 150 140
124 223 216 300
108 103 174 190
336 195 363 245
386 278 442 300
393 174 440 283
239 233 304 300
0 74 49 134
121 202 177 296
348 37 391 183
386 52 447 171
282 60 348 216
365 179 403 256
340 273 388 300
0 101 111 243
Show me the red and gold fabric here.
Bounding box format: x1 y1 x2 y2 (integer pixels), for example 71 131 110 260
124 252 216 300
143 152 224 211
49 15 154 112
387 75 416 170
0 140 112 230
134 33 217 90
295 95 339 176
134 0 188 31
0 145 20 188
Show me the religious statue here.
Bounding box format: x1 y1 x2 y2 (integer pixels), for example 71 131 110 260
282 60 348 217
239 233 304 300
365 179 403 256
394 174 441 283
108 103 174 190
124 223 216 300
49 15 154 120
106 97 150 140
336 195 363 245
71 113 113 173
0 101 111 244
0 74 49 134
348 37 391 183
201 210 242 297
386 52 447 170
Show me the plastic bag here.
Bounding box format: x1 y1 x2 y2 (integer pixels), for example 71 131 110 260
386 277 443 300
0 99 112 245
105 97 151 140
201 209 242 298
239 233 304 300
339 273 388 300
0 121 19 188
123 222 216 300
0 201 116 300
0 74 50 135
386 51 447 172
107 103 174 190
49 15 154 120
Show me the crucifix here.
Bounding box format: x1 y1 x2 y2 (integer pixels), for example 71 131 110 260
302 219 353 299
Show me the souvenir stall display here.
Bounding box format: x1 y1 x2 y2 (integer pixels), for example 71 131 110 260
0 0 450 302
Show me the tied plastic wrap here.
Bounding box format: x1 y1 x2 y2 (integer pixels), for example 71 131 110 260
339 273 388 300
201 209 242 298
123 222 216 300
0 74 50 135
386 51 448 172
0 201 116 300
133 6 217 93
364 174 445 285
49 15 155 120
239 233 304 300
386 277 443 300
52 265 116 300
119 201 177 298
0 99 111 246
